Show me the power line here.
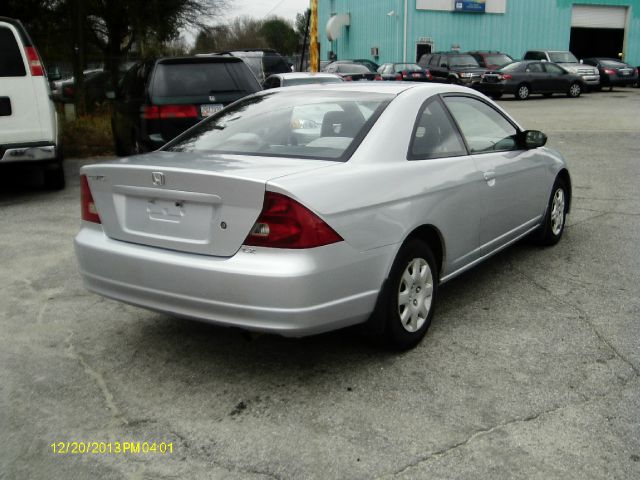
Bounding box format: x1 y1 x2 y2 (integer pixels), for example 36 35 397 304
265 0 289 17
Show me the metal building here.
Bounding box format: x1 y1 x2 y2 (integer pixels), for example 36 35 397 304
318 0 640 66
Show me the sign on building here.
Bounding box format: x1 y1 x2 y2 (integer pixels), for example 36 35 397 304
454 1 486 13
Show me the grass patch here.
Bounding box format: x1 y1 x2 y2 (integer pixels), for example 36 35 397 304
60 104 114 158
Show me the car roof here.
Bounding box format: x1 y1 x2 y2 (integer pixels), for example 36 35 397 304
157 56 244 65
262 82 457 96
271 72 340 79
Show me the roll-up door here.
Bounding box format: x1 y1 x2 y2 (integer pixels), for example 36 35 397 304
571 5 627 29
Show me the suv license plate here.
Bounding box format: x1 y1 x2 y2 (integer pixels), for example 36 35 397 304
201 104 223 117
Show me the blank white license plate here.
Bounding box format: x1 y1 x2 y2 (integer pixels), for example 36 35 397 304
200 104 223 117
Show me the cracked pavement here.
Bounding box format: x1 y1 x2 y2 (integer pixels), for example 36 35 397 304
1 89 639 479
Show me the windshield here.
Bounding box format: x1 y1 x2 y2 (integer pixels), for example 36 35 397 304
449 55 480 68
549 52 578 63
166 91 392 161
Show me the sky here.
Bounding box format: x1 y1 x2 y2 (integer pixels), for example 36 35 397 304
222 0 306 23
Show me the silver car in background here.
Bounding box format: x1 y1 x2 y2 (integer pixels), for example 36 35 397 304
74 84 571 349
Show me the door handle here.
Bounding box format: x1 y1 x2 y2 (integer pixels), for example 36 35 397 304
483 171 496 186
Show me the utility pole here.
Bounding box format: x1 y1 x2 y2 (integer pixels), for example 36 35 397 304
310 0 319 72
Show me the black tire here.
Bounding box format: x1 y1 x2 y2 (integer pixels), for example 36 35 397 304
375 239 438 350
515 83 530 100
567 82 582 98
532 177 568 246
112 120 127 156
131 131 146 155
42 160 65 190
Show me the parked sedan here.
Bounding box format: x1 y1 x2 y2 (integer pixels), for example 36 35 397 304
378 63 433 82
75 83 571 350
324 62 382 81
582 58 639 90
478 60 584 100
263 72 343 89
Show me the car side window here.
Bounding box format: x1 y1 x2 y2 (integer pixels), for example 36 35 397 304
525 63 544 73
429 55 440 67
0 26 26 77
443 96 519 154
543 63 564 75
409 97 467 160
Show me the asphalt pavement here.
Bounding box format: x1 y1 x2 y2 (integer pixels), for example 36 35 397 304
1 88 639 480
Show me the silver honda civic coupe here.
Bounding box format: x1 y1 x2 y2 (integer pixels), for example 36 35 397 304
74 83 570 349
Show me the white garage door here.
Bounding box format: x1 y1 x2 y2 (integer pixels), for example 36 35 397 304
571 5 627 29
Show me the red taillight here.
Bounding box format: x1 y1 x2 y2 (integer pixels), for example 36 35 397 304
244 192 343 249
604 68 616 75
425 69 433 81
24 46 44 76
395 73 403 81
63 85 75 98
80 175 101 224
374 74 383 81
499 73 513 80
142 104 198 119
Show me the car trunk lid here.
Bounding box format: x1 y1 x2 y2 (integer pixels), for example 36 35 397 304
82 151 335 257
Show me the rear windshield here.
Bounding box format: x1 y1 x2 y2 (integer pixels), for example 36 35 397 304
394 64 422 72
283 77 343 86
0 26 26 77
448 55 480 68
484 54 513 66
548 52 578 63
165 90 392 161
151 61 259 97
599 60 627 67
337 64 370 74
500 62 524 72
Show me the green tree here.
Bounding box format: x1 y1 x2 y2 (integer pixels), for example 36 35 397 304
260 18 297 55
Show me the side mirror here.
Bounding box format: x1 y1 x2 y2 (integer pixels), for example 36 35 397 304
105 91 116 100
523 130 547 149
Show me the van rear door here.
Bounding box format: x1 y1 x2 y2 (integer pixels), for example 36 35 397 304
0 19 56 148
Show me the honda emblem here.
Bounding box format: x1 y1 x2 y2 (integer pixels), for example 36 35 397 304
151 172 165 186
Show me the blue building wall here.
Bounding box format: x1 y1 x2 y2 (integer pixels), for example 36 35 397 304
319 0 640 66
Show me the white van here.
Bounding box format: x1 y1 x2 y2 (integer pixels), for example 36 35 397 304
0 16 63 189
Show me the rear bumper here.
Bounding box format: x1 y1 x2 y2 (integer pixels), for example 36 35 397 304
74 224 394 336
602 75 638 87
0 142 57 163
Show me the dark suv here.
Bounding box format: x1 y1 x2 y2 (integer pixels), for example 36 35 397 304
418 52 486 85
110 56 261 156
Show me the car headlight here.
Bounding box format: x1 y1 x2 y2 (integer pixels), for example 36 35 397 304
459 72 473 78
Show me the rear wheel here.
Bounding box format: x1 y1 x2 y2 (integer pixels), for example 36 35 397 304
112 120 127 156
42 160 65 190
375 239 438 350
567 82 582 98
515 83 530 100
